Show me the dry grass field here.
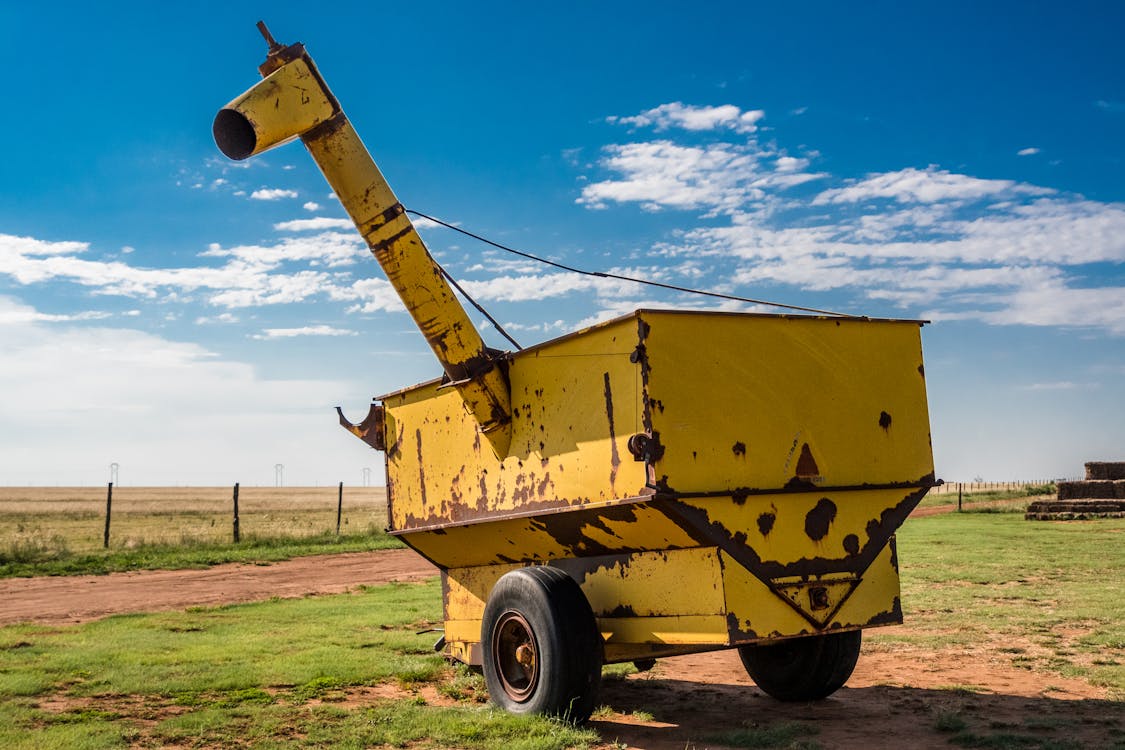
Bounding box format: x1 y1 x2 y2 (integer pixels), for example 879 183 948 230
0 486 389 556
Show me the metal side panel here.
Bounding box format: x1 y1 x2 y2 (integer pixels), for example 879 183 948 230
721 538 903 642
382 318 647 538
658 486 923 632
443 548 729 665
398 499 701 569
640 311 935 493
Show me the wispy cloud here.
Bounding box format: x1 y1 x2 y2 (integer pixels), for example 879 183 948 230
274 218 355 232
609 102 766 134
0 231 361 309
0 305 112 324
1019 381 1082 390
812 166 1051 205
578 141 823 215
251 325 357 339
1017 147 1041 156
578 103 1125 335
250 188 299 201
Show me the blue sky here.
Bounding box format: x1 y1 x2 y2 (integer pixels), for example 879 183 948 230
1 2 1122 486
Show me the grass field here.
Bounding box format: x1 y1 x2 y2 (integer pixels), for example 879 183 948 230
0 487 401 577
916 481 1056 509
872 513 1125 696
1 511 1121 748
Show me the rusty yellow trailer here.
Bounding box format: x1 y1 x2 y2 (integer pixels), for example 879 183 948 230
215 24 936 722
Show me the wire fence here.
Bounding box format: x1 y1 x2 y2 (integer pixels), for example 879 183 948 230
0 485 389 555
929 480 1059 495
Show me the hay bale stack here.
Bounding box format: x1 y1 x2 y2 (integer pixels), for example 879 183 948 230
1085 462 1125 480
1026 461 1125 520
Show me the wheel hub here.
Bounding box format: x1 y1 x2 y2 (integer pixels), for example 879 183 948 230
492 611 538 701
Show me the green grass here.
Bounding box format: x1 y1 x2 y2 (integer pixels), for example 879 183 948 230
0 485 395 577
707 720 820 748
882 513 1125 696
1 509 1121 748
0 579 597 749
0 529 404 578
917 483 1056 509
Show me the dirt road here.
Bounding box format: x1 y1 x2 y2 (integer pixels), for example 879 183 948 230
0 548 436 626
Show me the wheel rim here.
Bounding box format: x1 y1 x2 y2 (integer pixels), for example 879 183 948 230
492 611 538 702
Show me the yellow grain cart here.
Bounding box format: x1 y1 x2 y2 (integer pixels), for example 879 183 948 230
216 25 936 722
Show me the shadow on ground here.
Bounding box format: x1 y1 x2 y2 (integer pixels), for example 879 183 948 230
592 675 1123 749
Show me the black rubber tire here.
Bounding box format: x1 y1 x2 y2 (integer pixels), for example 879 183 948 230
737 630 862 701
480 566 602 722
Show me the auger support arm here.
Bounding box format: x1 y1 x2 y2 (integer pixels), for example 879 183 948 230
213 23 512 457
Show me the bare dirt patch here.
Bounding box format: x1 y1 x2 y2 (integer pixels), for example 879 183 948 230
0 548 436 626
593 649 1121 749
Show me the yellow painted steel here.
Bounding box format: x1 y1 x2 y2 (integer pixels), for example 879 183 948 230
642 311 933 491
382 316 647 535
382 310 933 664
216 30 937 672
214 38 512 455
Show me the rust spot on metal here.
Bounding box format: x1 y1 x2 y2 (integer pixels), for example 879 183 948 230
732 488 750 506
784 476 818 490
757 512 776 537
604 372 620 492
879 411 892 430
804 497 837 541
607 604 637 617
917 363 925 377
551 551 632 584
414 429 427 508
865 596 903 626
368 224 415 257
794 443 820 478
732 441 746 457
336 403 385 451
528 504 642 557
658 482 931 582
842 533 860 556
726 611 759 642
808 587 830 611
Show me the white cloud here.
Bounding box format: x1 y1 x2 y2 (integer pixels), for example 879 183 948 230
333 277 406 314
274 217 356 232
303 201 322 211
609 103 765 134
0 306 111 324
1020 381 1078 390
812 166 1052 205
0 232 356 309
1017 147 1041 156
194 313 239 325
202 231 366 269
250 188 299 201
578 140 822 215
252 325 357 339
576 103 1125 336
0 297 371 485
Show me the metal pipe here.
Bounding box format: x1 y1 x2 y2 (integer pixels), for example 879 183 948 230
214 24 511 456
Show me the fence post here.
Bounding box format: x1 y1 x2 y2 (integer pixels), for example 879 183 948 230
232 482 240 543
336 481 344 536
957 482 962 512
103 482 113 549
